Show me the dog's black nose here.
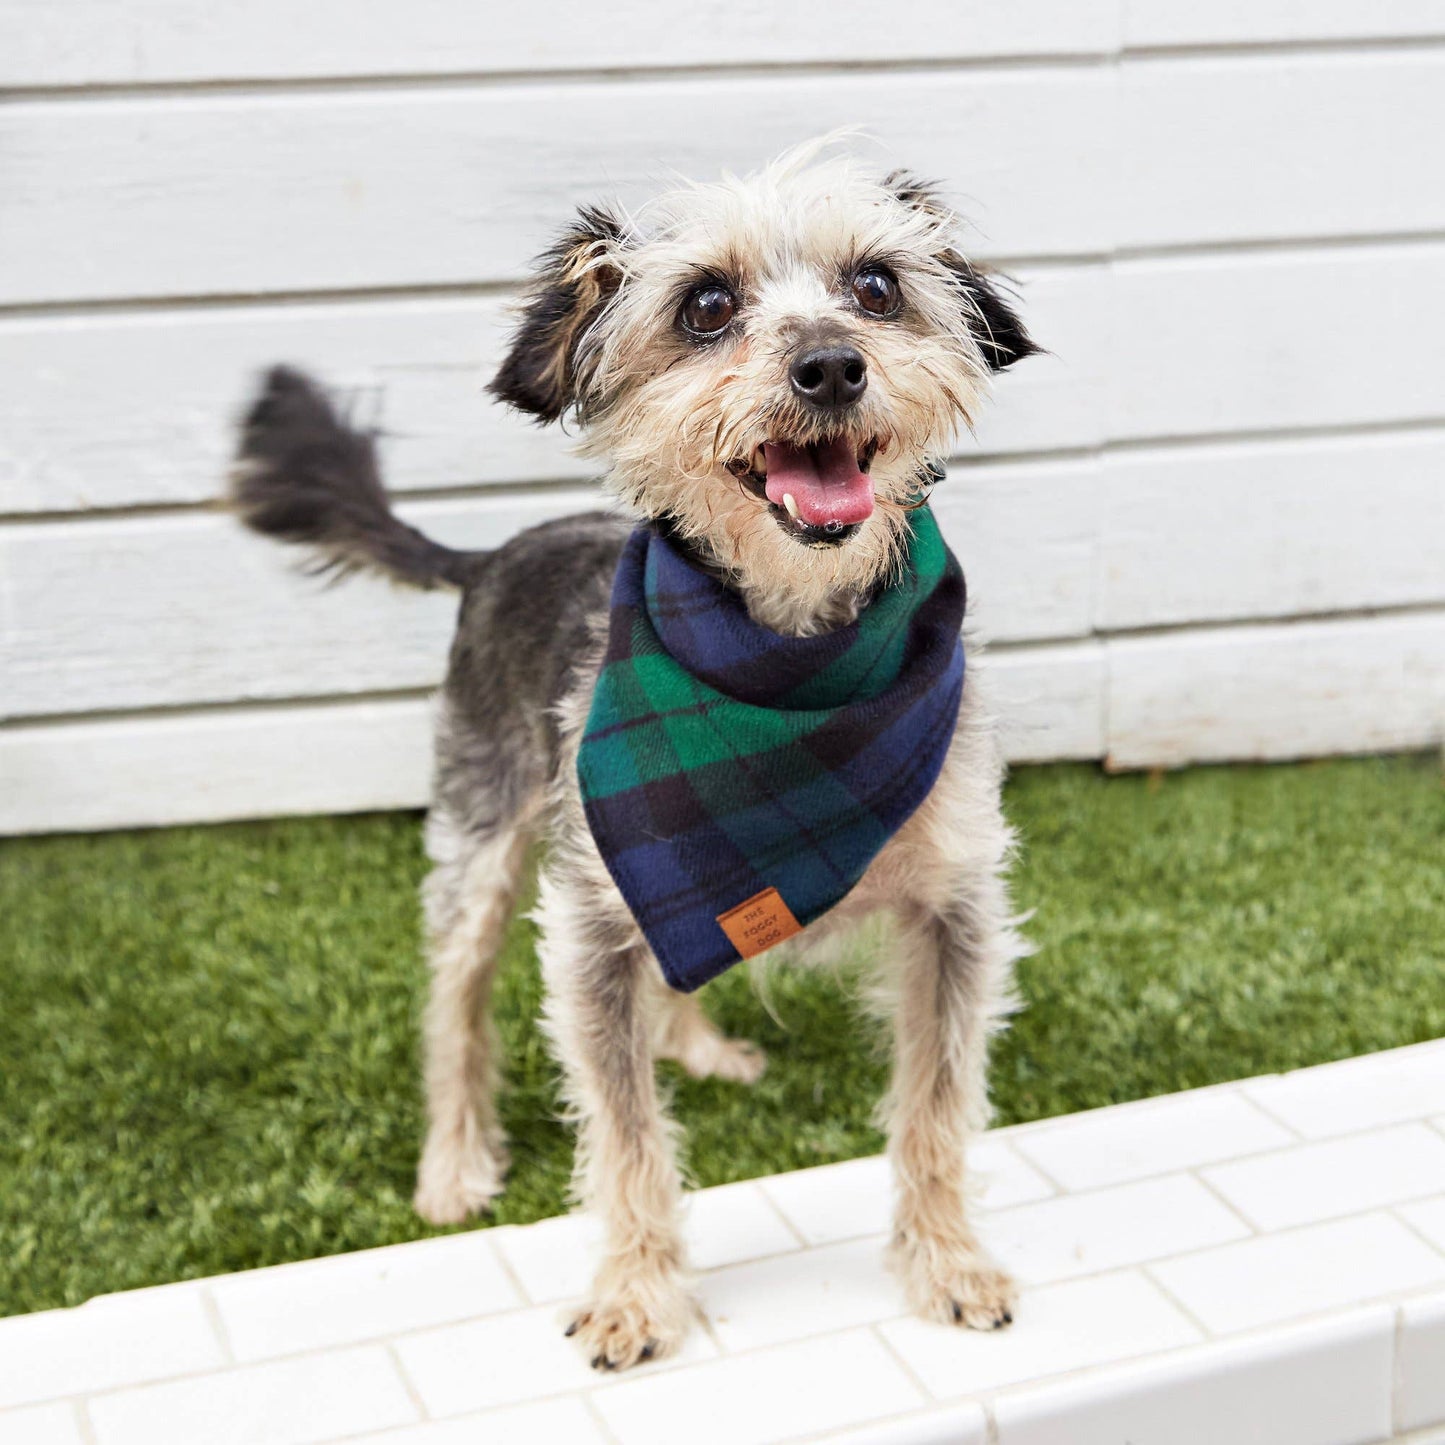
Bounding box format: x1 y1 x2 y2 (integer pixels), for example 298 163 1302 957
789 345 867 409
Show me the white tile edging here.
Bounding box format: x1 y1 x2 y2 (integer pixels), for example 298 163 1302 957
0 1040 1442 1445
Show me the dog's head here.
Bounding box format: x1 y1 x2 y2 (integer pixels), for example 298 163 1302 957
491 142 1036 621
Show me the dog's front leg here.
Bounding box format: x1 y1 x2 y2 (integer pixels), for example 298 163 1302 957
886 886 1019 1330
539 877 693 1370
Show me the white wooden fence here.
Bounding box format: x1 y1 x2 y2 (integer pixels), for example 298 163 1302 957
2 3 1444 833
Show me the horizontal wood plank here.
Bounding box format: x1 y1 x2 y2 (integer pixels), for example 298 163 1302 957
1119 51 1445 249
0 71 1112 307
9 608 1441 832
6 53 1443 309
1106 611 1445 768
0 490 596 719
0 267 1103 515
10 2 1444 92
0 462 1102 719
11 238 1445 519
10 426 1445 722
0 0 1119 89
1125 2 1445 48
0 643 1107 834
0 699 436 835
986 641 1106 764
1110 242 1445 440
1098 430 1445 631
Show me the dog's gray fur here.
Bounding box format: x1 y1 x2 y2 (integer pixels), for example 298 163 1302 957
233 142 1035 1371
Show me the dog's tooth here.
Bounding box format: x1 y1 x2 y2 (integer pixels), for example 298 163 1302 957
782 492 799 520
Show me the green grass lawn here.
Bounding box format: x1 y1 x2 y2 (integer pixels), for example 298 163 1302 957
2 754 1443 1318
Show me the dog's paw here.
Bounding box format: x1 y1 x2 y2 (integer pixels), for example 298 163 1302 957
892 1241 1017 1332
413 1134 508 1225
565 1288 692 1372
681 1034 768 1085
928 1263 1017 1331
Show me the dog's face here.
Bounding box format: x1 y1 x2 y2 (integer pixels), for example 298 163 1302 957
492 145 1035 615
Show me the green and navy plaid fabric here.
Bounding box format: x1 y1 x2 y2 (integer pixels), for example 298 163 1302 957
577 506 966 992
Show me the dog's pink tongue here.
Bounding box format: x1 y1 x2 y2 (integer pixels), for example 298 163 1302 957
763 439 874 527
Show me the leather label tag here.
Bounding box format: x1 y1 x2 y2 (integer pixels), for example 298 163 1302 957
716 886 803 958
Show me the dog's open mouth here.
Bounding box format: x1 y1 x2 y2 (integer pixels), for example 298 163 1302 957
728 438 878 546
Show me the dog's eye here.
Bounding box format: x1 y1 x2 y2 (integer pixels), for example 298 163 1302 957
852 268 901 317
681 284 736 337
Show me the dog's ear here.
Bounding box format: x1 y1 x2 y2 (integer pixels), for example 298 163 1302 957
883 169 952 220
885 170 1039 373
490 206 626 423
939 254 1039 373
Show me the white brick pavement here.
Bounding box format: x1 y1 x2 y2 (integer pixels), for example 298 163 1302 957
5 1040 1445 1445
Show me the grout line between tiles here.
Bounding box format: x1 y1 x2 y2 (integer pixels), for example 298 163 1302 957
1188 1167 1265 1235
988 1098 1445 1208
1141 1262 1220 1340
983 1397 1000 1445
198 1283 237 1366
1229 1090 1311 1141
1232 1087 1310 1140
752 1182 812 1249
73 1397 99 1445
1393 1301 1408 1438
694 1303 727 1357
582 1388 625 1445
989 1074 1265 1143
49 1314 521 1415
868 1320 937 1405
997 1144 1069 1198
484 1228 536 1306
310 1389 615 1445
1024 1202 1433 1299
384 1340 430 1423
1390 1206 1445 1262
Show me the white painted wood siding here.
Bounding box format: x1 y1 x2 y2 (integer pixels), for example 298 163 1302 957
3 5 1443 832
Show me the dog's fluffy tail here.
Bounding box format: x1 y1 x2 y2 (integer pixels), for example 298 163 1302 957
231 365 479 590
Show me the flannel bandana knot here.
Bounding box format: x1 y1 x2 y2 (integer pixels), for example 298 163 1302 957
577 505 966 992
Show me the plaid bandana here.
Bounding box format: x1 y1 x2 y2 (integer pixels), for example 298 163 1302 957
577 506 966 992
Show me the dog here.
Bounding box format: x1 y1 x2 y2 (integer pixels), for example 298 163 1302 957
231 141 1037 1371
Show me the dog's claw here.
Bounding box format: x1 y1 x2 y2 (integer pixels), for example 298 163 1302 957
564 1320 580 1337
566 1292 688 1371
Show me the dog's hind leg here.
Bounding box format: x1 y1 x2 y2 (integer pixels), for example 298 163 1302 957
649 983 767 1083
413 813 531 1224
537 870 694 1370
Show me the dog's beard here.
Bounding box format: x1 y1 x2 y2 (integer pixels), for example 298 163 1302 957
604 441 916 637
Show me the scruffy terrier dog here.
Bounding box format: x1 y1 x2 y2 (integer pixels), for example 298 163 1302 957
233 142 1037 1371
